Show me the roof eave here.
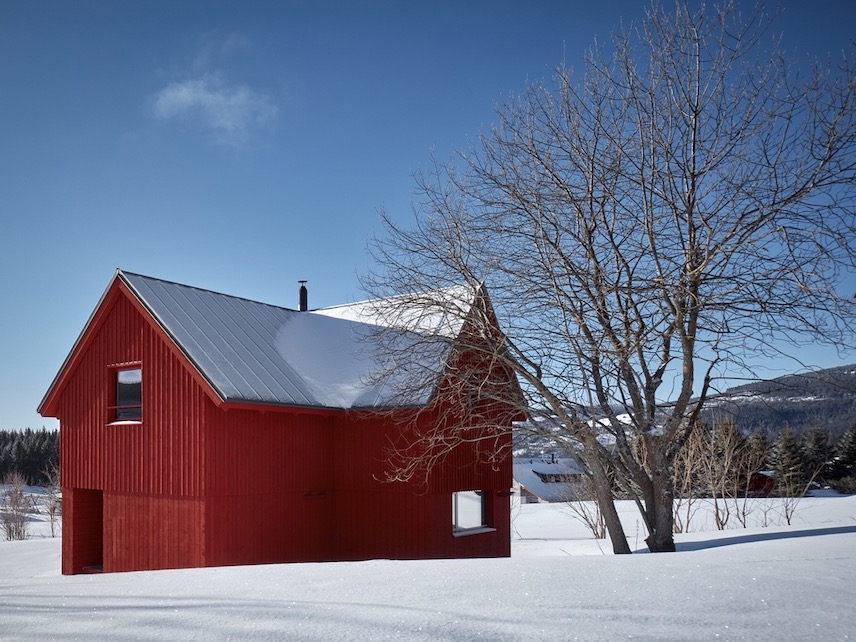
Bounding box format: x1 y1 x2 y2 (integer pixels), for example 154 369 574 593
219 398 429 415
38 270 124 418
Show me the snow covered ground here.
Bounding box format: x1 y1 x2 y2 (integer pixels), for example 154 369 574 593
2 495 855 641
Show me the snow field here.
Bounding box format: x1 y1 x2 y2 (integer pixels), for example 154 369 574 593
1 495 854 641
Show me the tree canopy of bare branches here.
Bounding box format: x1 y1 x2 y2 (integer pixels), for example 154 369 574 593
365 1 856 553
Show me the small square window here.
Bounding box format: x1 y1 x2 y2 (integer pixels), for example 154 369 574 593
452 490 487 532
114 367 142 421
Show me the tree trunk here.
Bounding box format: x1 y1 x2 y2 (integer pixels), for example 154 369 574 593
586 441 632 554
644 447 676 553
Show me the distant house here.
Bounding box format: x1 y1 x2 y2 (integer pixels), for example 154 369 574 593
513 457 586 503
39 270 520 574
747 471 776 497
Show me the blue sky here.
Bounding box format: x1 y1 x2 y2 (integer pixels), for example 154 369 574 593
1 1 854 431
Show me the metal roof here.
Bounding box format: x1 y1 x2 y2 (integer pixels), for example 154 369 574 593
512 458 585 503
119 270 456 410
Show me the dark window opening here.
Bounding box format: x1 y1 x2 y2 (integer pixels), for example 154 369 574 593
114 367 142 420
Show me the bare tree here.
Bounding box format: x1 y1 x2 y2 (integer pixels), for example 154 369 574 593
730 429 769 529
366 1 856 553
672 422 706 533
702 422 750 530
42 463 61 538
674 420 769 531
1 471 30 541
559 474 607 540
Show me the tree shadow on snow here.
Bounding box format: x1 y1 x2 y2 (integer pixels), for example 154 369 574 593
671 525 856 553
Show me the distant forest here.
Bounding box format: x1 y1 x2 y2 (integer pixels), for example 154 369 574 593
703 364 856 436
0 428 58 486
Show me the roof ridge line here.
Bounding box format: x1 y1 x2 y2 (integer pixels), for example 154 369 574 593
118 269 300 313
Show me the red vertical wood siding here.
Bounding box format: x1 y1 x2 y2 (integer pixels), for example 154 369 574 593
200 404 510 566
103 493 205 572
331 409 511 561
58 292 207 497
202 408 334 566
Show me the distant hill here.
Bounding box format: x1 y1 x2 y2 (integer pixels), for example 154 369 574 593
512 364 856 455
703 364 856 435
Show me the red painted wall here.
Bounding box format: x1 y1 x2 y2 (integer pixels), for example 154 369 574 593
103 493 205 572
56 289 208 497
49 283 513 574
203 407 334 566
202 404 511 566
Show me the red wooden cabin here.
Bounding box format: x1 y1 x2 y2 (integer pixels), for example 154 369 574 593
39 270 518 574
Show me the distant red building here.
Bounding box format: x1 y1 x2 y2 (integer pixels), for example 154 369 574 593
39 270 519 574
747 471 776 497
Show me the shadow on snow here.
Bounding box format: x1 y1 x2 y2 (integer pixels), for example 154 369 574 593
671 525 856 553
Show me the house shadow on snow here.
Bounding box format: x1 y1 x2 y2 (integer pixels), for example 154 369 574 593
663 525 856 553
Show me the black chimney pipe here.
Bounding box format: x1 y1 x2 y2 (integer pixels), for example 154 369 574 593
298 281 308 311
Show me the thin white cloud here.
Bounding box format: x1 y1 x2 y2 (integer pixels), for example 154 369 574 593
192 31 252 72
153 73 277 147
220 33 253 58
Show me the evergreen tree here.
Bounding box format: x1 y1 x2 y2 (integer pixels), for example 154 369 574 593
0 429 60 486
768 427 805 497
0 442 10 480
801 425 833 484
746 430 770 472
831 425 856 481
18 428 39 484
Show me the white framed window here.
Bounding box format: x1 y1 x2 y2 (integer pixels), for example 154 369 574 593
452 490 490 534
112 366 142 421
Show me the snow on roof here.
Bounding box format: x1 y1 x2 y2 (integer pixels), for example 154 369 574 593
313 285 476 338
587 413 632 429
273 308 445 408
120 270 459 410
513 457 585 503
